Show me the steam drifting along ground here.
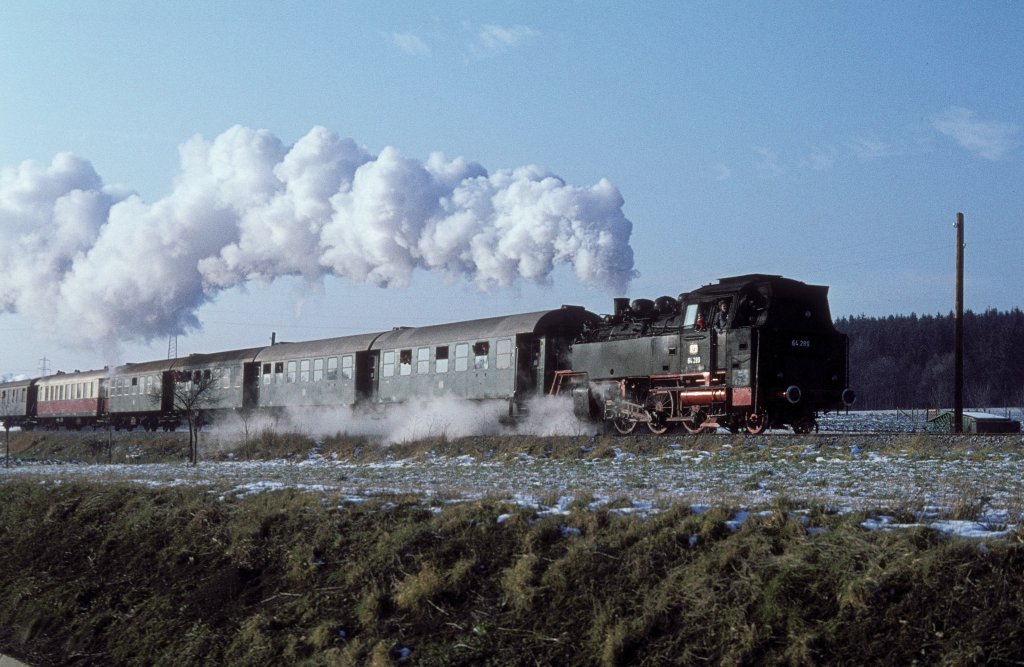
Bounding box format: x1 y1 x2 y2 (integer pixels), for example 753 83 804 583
0 126 635 356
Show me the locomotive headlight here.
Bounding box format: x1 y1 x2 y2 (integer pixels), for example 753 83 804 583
785 385 802 404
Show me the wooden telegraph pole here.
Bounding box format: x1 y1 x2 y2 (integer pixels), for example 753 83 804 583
953 212 965 434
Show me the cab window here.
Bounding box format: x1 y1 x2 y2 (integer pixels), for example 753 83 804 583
683 303 699 329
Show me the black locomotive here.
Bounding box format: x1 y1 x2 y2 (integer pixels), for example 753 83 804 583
561 274 855 434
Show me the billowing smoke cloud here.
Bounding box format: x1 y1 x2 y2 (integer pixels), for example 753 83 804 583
0 125 636 348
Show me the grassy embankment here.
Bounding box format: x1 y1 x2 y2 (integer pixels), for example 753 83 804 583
1 431 1024 665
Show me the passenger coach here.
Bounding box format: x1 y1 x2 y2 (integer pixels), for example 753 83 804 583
35 369 107 430
0 378 35 429
369 306 599 416
252 306 599 418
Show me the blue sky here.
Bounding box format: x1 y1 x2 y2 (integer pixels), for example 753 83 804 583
1 1 1022 378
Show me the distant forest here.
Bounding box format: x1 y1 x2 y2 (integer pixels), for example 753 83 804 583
835 309 1024 410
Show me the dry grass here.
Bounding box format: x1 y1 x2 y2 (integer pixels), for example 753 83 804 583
1 481 1024 665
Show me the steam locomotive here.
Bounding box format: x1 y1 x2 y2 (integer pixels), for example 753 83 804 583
0 274 853 434
559 274 854 434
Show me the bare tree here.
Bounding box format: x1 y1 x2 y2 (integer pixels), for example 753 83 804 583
167 370 222 466
236 407 256 460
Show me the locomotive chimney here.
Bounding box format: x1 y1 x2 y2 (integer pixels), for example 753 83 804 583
613 297 630 319
271 331 277 346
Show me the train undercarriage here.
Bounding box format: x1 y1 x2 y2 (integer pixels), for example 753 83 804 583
555 370 820 435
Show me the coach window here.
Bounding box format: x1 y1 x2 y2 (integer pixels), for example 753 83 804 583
382 351 396 378
435 346 449 373
131 377 138 395
455 343 469 372
327 357 338 381
263 363 272 386
399 349 412 376
287 361 297 383
341 355 353 380
300 359 311 382
274 362 284 384
416 347 429 374
223 368 233 388
496 339 512 369
473 341 489 370
314 358 324 382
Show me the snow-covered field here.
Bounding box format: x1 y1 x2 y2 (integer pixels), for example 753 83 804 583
4 420 1023 540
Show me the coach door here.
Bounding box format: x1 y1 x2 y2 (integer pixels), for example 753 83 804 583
515 335 541 397
242 363 259 409
355 351 379 401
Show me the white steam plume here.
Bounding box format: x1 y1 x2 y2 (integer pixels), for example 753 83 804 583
0 125 636 348
209 394 596 444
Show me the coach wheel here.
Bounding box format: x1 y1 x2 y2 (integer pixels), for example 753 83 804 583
681 408 706 434
612 417 637 435
746 412 768 435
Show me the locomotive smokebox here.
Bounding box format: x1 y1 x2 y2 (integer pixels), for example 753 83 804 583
613 298 630 319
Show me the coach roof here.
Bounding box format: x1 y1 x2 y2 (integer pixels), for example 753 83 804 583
255 331 389 363
372 306 598 350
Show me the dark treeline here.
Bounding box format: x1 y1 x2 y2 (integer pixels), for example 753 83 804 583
836 308 1024 410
